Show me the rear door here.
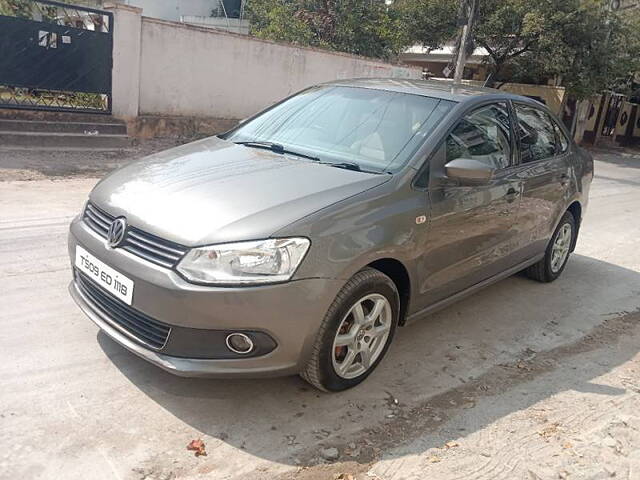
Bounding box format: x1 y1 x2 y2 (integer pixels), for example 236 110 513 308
416 101 523 309
511 102 572 261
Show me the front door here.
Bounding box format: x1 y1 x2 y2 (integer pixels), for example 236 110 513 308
416 102 523 309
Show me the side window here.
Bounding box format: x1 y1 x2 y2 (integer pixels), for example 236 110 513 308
514 103 558 163
552 120 570 153
445 102 512 170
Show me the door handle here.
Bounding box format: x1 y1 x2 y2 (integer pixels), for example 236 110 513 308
505 187 519 203
560 174 570 186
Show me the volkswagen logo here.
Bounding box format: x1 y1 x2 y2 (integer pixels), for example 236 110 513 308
107 217 127 248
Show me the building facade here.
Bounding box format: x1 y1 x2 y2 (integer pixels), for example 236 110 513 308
107 0 250 33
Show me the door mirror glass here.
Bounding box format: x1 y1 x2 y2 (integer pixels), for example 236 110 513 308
444 158 495 183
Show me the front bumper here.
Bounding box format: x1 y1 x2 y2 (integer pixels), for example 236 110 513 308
68 216 341 378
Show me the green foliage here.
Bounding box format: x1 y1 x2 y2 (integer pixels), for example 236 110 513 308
246 0 408 60
475 0 640 98
394 0 458 51
474 0 571 80
246 0 316 47
0 0 101 19
0 0 31 17
331 0 406 59
557 3 640 98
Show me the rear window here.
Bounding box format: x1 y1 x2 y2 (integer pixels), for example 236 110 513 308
514 103 558 163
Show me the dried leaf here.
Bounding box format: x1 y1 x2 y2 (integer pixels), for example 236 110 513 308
187 439 207 457
445 441 459 449
336 474 355 480
428 456 441 463
537 422 561 440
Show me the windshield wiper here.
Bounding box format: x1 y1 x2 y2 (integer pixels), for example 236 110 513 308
325 161 363 172
234 141 320 162
323 161 384 174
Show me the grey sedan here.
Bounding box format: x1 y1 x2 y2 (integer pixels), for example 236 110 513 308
68 79 593 391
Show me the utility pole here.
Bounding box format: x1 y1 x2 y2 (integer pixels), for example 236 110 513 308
453 0 477 84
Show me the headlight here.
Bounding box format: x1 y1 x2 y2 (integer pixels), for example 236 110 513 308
177 238 310 285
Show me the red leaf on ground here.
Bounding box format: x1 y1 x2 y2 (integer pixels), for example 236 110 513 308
187 439 207 457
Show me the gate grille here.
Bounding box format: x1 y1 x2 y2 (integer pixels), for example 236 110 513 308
0 0 113 113
0 86 109 111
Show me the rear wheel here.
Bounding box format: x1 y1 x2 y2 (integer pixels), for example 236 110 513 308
525 211 576 283
300 268 399 392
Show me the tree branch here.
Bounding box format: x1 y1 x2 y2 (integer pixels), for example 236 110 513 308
476 39 498 62
506 40 536 60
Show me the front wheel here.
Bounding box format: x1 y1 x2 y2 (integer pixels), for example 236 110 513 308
300 268 399 392
525 211 576 283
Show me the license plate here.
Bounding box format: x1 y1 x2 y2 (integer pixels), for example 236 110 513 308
75 245 134 305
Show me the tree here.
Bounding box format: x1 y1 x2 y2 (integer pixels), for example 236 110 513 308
0 0 102 19
245 0 408 60
394 0 459 52
330 0 407 59
245 0 315 46
555 3 640 99
473 0 562 83
473 0 640 99
0 0 31 17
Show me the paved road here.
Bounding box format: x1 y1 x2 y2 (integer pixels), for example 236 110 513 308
1 150 639 480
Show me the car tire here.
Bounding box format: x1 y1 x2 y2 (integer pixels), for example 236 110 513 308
525 211 576 283
300 268 400 392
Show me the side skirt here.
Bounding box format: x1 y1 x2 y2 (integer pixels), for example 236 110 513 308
404 254 545 325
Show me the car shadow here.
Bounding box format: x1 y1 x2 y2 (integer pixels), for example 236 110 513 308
98 253 640 472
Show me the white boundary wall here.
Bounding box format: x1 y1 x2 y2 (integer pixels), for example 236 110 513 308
105 3 421 120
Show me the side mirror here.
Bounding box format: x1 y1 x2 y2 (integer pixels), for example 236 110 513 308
444 158 495 184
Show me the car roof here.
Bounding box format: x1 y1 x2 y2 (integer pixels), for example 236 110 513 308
322 77 530 104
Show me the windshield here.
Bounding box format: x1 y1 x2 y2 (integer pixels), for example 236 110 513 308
223 86 455 173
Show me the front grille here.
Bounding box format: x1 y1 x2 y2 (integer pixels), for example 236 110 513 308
83 202 111 237
75 270 170 350
120 229 187 268
83 202 188 268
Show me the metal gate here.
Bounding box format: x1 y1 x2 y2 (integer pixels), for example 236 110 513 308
0 0 113 113
601 94 626 138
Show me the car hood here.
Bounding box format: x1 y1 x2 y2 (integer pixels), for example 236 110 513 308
90 136 390 246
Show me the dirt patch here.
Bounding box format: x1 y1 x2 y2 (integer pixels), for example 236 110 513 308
0 137 189 181
268 309 640 480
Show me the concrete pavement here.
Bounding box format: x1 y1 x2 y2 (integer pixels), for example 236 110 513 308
1 150 639 480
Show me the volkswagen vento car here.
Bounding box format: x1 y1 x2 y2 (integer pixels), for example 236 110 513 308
68 79 593 391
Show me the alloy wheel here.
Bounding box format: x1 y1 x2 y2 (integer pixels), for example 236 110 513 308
331 293 392 379
550 222 572 273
